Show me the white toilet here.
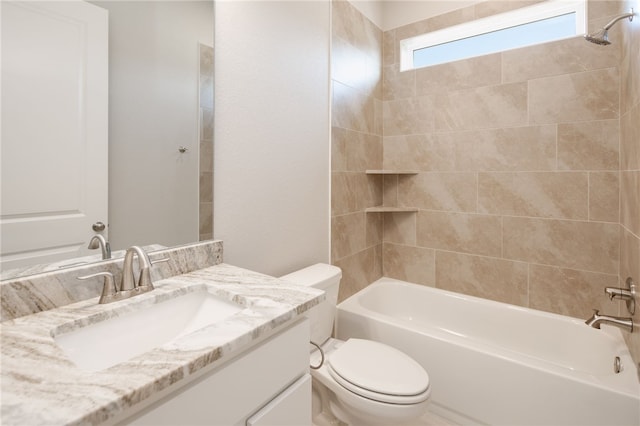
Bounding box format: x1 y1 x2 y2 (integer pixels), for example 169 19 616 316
281 264 431 425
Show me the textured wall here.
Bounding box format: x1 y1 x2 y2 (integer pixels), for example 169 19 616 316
214 1 331 277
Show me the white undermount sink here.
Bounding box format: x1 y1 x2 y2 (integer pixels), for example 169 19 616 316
54 289 243 372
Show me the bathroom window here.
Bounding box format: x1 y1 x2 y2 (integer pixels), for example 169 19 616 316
400 0 586 70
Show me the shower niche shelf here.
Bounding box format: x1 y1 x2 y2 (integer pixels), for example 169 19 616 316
365 170 418 214
365 206 418 213
365 170 418 175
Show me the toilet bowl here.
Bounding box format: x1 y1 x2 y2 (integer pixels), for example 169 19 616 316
280 264 430 425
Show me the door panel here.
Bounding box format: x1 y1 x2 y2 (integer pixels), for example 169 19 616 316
1 1 108 270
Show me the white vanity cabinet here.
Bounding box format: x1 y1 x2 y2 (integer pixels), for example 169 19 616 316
118 319 311 426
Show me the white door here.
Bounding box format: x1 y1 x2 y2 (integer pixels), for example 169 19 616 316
1 1 108 271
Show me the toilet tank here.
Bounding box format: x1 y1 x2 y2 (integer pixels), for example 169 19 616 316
280 263 342 345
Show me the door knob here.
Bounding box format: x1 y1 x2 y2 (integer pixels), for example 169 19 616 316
92 221 106 232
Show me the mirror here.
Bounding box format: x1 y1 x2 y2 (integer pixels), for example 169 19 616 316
0 0 214 279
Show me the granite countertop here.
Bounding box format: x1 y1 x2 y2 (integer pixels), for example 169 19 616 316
0 263 324 426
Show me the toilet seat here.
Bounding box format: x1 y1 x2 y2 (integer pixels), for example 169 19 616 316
327 339 430 405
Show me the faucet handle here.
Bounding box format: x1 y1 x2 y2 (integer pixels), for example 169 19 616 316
78 272 117 304
150 257 169 266
137 257 169 290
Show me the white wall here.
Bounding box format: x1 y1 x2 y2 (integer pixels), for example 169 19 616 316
350 0 482 31
214 0 331 277
91 1 213 250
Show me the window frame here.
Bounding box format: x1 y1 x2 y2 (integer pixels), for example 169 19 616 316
399 0 587 71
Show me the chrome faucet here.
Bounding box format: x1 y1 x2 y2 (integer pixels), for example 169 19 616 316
585 310 633 332
77 246 168 304
88 234 111 259
120 246 168 296
604 277 636 315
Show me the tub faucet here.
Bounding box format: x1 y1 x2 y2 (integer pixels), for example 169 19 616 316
585 310 633 332
88 234 111 259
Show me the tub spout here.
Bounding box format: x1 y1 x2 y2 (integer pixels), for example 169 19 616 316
585 310 633 332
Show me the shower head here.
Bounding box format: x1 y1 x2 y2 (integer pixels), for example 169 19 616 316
584 29 611 45
585 8 635 45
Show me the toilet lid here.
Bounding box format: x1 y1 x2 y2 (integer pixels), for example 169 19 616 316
327 339 430 404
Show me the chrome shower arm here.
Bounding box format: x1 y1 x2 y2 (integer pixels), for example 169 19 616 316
602 10 635 31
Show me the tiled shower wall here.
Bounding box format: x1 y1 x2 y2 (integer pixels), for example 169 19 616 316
620 0 640 364
331 0 639 364
331 0 384 301
381 0 624 319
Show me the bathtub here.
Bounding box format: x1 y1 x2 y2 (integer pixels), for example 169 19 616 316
336 278 640 426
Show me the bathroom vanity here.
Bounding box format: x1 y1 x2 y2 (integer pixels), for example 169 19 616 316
0 244 323 426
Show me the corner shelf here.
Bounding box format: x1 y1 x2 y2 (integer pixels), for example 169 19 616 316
365 170 418 214
365 170 419 175
365 206 418 213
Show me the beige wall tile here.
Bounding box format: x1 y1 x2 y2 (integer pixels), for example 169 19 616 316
503 217 619 274
620 226 640 293
332 0 381 56
395 5 475 40
199 202 212 235
620 224 640 369
434 82 528 131
383 65 415 101
331 127 348 172
529 264 619 318
333 36 380 97
374 98 383 135
200 107 213 141
453 125 557 171
620 103 640 171
435 251 528 306
557 120 620 170
331 172 382 216
474 0 544 19
619 0 640 370
383 29 396 67
589 172 620 222
335 245 382 302
366 212 384 247
383 212 417 245
199 140 213 173
398 172 478 213
415 53 502 96
340 128 382 171
199 172 213 203
382 96 435 135
417 211 502 257
587 0 626 22
502 36 619 83
620 0 640 114
383 242 435 286
383 134 456 171
529 68 620 124
382 174 398 206
332 80 377 133
478 172 589 220
332 212 366 261
621 171 640 236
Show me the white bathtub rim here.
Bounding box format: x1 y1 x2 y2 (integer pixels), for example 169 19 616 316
337 277 640 399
